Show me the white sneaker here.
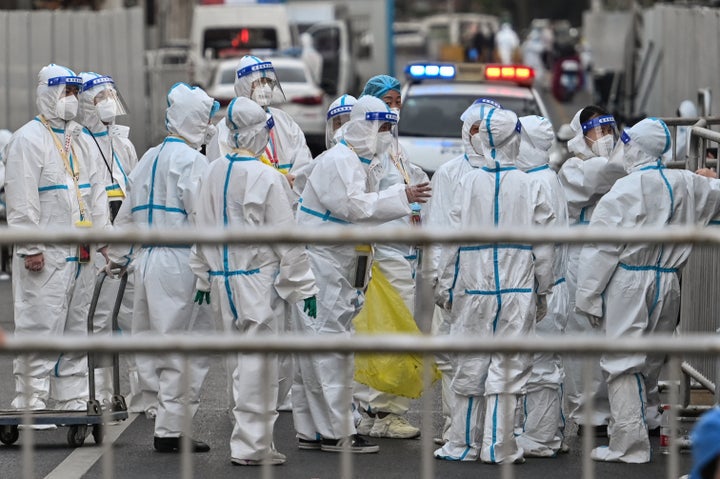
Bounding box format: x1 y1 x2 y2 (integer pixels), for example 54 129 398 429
356 415 375 435
369 414 420 439
232 450 286 466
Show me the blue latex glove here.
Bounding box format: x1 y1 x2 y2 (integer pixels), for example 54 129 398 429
194 290 210 305
303 296 317 318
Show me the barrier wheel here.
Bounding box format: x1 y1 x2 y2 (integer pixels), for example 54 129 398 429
92 424 103 445
67 425 87 447
0 425 19 445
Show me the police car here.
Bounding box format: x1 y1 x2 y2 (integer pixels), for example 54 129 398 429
398 62 560 175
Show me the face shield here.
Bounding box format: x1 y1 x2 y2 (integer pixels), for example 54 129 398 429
326 103 353 150
581 114 618 158
460 98 503 158
236 61 286 107
342 96 398 159
83 76 128 124
46 76 82 121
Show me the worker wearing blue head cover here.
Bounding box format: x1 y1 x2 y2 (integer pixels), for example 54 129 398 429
354 75 428 440
576 118 720 463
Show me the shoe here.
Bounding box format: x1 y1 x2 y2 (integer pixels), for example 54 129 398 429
369 414 421 439
153 436 210 453
433 437 447 445
145 407 157 420
356 415 375 435
320 434 379 453
232 450 286 466
298 438 322 450
18 424 57 431
577 424 608 438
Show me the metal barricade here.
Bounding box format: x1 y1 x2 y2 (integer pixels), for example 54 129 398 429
0 225 717 479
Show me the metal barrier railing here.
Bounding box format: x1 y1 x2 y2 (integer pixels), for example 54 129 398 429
0 224 717 479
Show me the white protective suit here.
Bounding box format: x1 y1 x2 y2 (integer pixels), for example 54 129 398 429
0 129 10 187
75 72 140 406
190 97 318 462
576 118 720 463
675 100 698 163
354 82 429 426
558 109 625 429
292 96 411 442
207 55 313 196
109 83 215 439
424 99 497 445
515 115 570 457
495 23 520 65
5 64 109 410
434 108 555 464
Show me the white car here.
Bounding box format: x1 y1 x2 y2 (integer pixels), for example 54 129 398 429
204 56 328 146
398 63 562 175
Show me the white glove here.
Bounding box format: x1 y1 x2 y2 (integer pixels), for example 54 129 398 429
108 124 130 139
535 295 547 323
101 261 126 279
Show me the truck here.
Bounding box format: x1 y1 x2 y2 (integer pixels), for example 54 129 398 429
188 3 294 87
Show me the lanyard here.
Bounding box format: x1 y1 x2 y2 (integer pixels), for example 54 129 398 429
89 130 115 183
38 115 91 225
390 150 411 185
263 128 278 167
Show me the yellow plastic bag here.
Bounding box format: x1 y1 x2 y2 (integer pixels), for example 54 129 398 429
353 263 440 399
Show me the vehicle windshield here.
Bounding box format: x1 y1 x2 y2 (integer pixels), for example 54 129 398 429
399 94 541 138
203 27 278 59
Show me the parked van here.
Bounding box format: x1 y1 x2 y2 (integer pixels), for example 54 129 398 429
189 3 293 87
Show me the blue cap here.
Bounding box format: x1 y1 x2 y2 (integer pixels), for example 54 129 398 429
690 407 720 479
361 75 401 99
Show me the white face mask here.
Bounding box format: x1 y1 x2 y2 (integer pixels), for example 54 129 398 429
470 134 484 156
251 84 274 107
390 107 401 122
590 134 615 158
56 95 78 121
375 131 394 154
96 98 118 123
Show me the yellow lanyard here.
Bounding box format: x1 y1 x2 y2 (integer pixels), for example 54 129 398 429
390 151 411 185
38 115 91 226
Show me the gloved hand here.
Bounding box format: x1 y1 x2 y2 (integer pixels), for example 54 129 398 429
405 182 432 204
194 290 211 305
535 294 548 323
101 261 126 278
108 124 130 139
303 296 317 318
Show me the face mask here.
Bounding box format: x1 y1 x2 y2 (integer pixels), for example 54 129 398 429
56 96 78 121
390 107 401 122
470 134 484 156
375 131 394 154
96 98 118 123
251 84 274 107
590 134 615 158
204 123 217 145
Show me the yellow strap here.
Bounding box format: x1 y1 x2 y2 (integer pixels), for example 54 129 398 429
390 151 411 186
38 116 90 223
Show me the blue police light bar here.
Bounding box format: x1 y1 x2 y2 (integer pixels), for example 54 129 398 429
405 63 456 80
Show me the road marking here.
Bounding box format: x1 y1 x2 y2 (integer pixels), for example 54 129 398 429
43 413 139 479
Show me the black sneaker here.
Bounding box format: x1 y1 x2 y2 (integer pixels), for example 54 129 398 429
298 438 322 450
153 436 210 453
320 434 379 453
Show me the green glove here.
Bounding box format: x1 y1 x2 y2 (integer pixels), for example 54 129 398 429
303 296 317 318
194 290 210 305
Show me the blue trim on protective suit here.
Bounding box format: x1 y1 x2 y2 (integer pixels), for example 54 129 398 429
39 185 68 192
526 164 550 173
635 373 647 425
490 395 498 463
298 205 350 225
222 160 239 321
